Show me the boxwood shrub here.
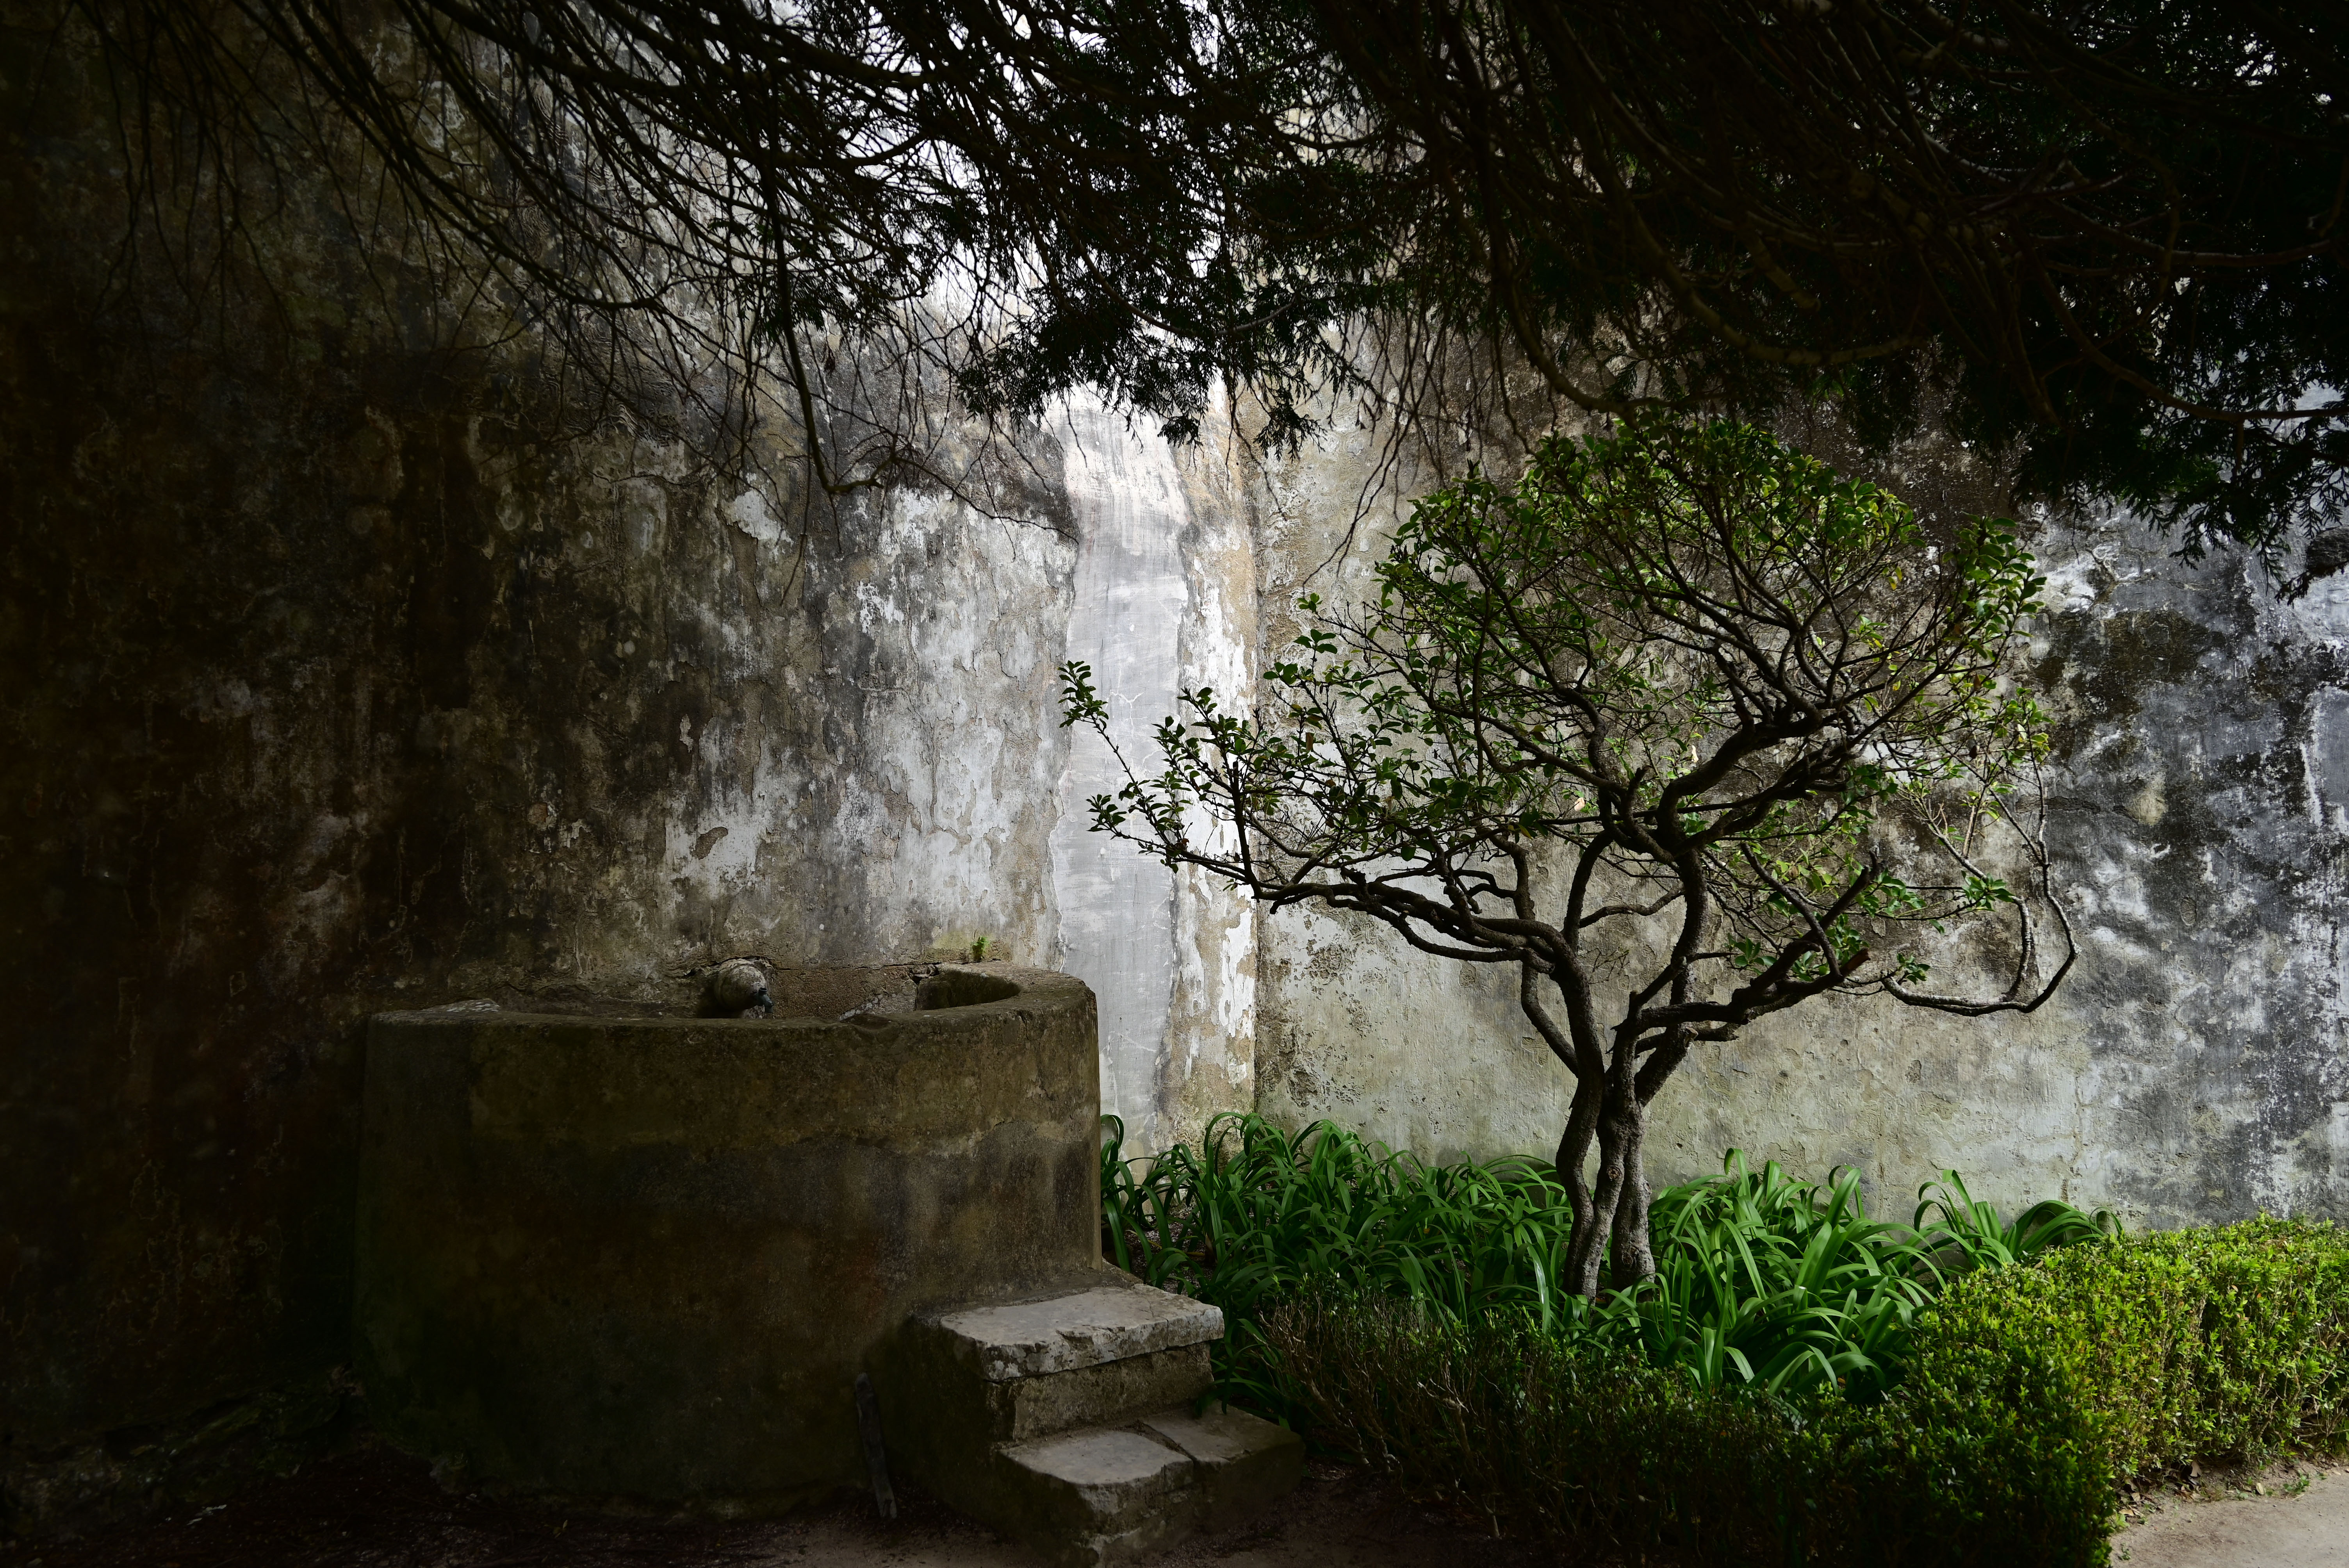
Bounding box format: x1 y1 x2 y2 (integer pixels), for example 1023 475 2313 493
1255 1217 2349 1568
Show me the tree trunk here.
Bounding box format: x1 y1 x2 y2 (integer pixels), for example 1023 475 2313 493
1554 1072 1605 1295
1520 971 1612 1298
1572 1066 1658 1295
1605 1086 1657 1286
1610 1032 1688 1290
1574 1085 1635 1296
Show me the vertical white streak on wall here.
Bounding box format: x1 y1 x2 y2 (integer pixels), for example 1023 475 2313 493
1167 410 1262 1148
1052 404 1187 1152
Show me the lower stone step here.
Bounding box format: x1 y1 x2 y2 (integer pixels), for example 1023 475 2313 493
994 1404 1305 1567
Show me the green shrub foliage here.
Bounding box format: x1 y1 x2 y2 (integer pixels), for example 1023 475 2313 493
1251 1221 2349 1568
1914 1219 2349 1479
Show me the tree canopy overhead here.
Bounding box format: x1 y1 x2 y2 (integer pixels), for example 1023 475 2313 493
77 0 2347 552
1317 0 2349 554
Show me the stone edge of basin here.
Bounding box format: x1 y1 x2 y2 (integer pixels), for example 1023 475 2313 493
369 961 1087 1031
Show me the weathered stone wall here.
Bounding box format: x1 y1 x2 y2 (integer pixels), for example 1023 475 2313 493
1246 439 2349 1231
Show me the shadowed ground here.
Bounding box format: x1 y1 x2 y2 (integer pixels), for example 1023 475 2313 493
9 1439 2340 1568
2 1443 1558 1568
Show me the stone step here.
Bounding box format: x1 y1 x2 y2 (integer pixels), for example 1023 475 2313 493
881 1275 1301 1564
992 1404 1305 1568
926 1278 1227 1381
891 1276 1223 1453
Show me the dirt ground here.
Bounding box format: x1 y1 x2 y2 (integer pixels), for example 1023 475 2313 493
7 1440 2344 1568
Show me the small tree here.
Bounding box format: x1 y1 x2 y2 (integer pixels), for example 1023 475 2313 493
1060 419 2073 1294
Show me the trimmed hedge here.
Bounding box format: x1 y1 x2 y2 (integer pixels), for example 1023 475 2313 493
1917 1216 2349 1475
1255 1217 2349 1568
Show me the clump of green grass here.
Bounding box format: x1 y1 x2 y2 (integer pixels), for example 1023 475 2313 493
1100 1111 1572 1317
1100 1112 2116 1401
1626 1155 2117 1398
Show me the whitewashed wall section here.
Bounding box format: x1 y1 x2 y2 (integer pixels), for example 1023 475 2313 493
1049 404 1258 1154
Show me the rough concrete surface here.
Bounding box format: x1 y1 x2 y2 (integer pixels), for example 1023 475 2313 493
927 1285 1224 1381
884 1272 1250 1562
2116 1463 2349 1568
895 1312 1214 1461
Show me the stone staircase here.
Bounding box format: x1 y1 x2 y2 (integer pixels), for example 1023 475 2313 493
887 1274 1303 1565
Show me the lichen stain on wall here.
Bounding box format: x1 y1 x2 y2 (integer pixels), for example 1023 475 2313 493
2025 524 2349 1226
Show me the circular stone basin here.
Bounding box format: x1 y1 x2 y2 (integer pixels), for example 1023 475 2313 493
354 962 1100 1509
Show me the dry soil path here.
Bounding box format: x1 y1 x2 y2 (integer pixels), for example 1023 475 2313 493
746 1464 2349 1568
736 1461 1557 1568
699 1459 2349 1568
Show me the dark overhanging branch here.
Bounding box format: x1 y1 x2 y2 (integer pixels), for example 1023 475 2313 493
62 0 2349 557
1884 776 2078 1015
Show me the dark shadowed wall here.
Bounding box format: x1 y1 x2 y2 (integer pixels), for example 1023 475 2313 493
0 9 1099 1520
2 16 1259 1529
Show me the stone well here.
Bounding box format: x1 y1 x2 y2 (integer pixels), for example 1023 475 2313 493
353 962 1104 1507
